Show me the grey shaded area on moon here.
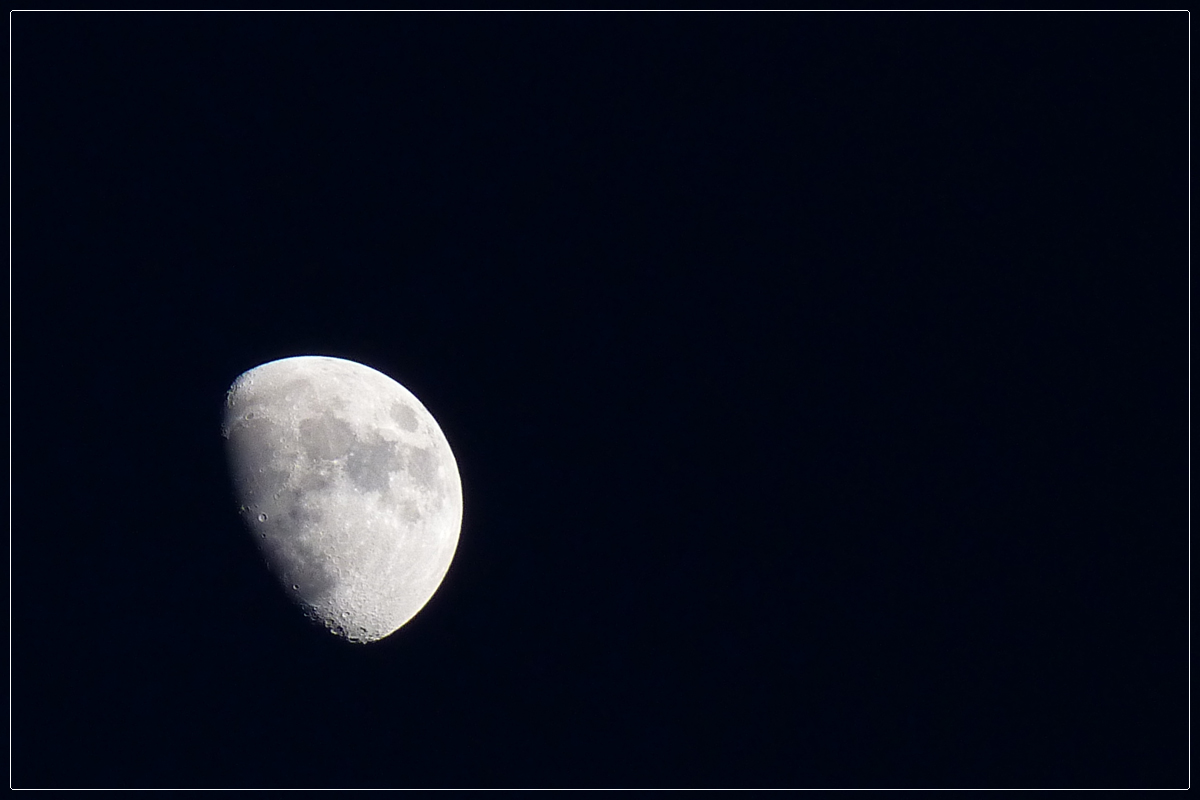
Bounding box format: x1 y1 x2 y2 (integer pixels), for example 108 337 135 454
222 356 463 643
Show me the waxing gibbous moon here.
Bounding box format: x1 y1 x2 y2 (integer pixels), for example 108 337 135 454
222 355 463 643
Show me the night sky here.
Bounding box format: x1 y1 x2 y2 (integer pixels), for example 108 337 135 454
13 12 1186 789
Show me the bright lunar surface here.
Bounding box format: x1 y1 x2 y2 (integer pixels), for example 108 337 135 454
222 356 463 643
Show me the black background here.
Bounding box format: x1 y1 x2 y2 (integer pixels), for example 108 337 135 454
13 12 1187 789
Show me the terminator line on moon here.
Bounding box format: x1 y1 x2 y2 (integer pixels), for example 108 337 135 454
222 356 463 643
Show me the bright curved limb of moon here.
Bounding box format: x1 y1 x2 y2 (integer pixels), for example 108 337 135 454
222 355 462 643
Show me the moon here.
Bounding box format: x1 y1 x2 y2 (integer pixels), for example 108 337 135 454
221 355 463 643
